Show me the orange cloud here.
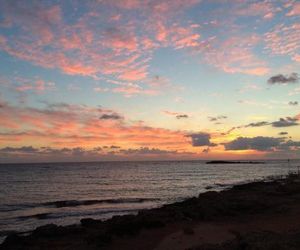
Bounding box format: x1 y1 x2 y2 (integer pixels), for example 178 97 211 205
0 101 190 151
1 99 299 161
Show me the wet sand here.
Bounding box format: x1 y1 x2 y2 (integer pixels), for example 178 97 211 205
2 173 300 250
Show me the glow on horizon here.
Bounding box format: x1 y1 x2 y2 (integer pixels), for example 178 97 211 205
0 0 299 162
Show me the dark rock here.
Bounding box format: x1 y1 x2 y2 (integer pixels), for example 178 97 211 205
32 224 60 238
84 231 111 246
0 233 26 250
81 218 102 228
199 191 219 199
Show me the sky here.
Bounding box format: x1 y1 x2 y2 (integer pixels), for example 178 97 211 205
0 0 299 162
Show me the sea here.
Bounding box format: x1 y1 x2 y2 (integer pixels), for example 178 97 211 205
0 159 299 242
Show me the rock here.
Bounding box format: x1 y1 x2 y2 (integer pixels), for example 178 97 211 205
32 224 60 238
80 218 102 228
0 233 26 250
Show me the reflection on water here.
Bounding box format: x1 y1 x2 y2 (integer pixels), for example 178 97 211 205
0 160 299 240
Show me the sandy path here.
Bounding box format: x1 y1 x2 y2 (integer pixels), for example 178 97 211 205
155 205 300 250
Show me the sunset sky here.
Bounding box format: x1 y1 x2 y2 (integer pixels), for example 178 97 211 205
0 0 299 162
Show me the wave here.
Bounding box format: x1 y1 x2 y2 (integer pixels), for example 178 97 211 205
0 198 160 212
42 197 159 208
17 213 51 221
15 208 141 221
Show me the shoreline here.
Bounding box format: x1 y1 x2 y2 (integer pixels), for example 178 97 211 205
2 172 300 249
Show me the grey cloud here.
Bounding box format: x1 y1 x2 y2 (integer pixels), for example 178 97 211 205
278 132 288 135
224 136 284 151
224 136 300 152
271 117 299 127
289 101 298 106
276 140 300 151
235 115 299 130
119 147 177 155
0 146 99 156
268 73 299 84
71 147 85 156
221 127 236 136
163 111 189 119
187 132 217 147
208 115 227 122
176 114 189 119
0 146 38 153
284 140 300 147
245 121 269 127
99 113 123 120
222 121 270 135
46 102 72 109
0 146 181 162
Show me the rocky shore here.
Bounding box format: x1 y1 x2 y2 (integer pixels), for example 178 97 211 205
2 173 300 250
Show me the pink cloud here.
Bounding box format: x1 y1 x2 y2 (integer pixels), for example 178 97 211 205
104 75 172 97
0 0 203 89
112 84 159 97
292 54 300 62
104 27 138 52
118 68 148 81
264 23 300 61
3 0 293 87
105 0 200 14
15 79 55 93
203 35 269 76
171 25 201 49
0 3 149 82
235 1 278 19
286 2 300 16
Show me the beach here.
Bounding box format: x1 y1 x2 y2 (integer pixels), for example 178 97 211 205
2 172 300 249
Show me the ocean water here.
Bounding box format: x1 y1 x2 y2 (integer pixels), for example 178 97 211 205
0 160 299 242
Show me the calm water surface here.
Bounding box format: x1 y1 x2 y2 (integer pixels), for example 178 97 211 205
0 160 299 241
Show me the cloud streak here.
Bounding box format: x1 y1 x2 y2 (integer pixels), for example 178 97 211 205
271 117 299 127
224 136 300 152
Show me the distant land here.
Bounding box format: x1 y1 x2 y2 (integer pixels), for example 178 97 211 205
206 160 265 164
